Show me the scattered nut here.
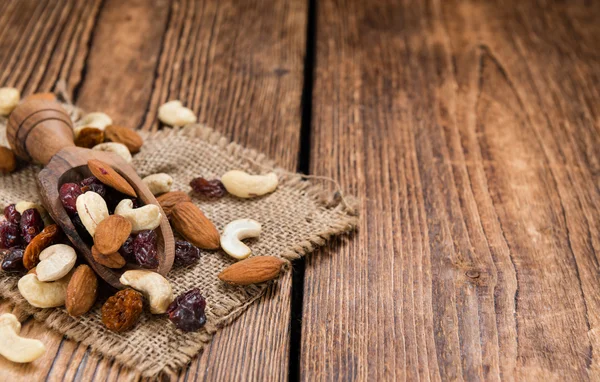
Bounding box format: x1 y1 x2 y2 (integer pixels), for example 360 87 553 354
170 202 220 249
104 125 143 154
0 87 20 115
120 270 174 314
91 246 126 268
218 256 285 285
114 199 162 233
74 127 104 148
92 142 132 163
75 191 109 237
23 92 56 102
142 173 173 196
75 112 112 130
17 271 72 308
36 244 77 282
220 219 261 260
157 100 197 126
23 224 61 270
221 170 278 198
101 288 143 332
0 313 46 363
156 191 191 216
94 215 132 255
88 159 137 197
66 265 98 317
0 147 16 174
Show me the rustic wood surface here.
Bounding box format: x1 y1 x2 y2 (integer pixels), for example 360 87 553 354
1 0 600 380
303 0 600 380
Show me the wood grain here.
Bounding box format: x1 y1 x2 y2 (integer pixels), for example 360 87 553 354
0 0 305 380
302 0 600 380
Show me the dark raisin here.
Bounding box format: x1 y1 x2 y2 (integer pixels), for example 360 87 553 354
20 209 44 244
1 247 25 272
174 240 201 267
72 213 93 244
3 204 21 224
167 288 207 332
0 221 21 249
189 177 227 198
133 230 159 268
80 176 106 197
119 234 137 263
59 183 82 216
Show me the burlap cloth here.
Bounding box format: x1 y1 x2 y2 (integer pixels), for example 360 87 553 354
0 104 358 377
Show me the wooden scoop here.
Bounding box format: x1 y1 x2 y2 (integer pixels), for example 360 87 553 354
6 99 174 288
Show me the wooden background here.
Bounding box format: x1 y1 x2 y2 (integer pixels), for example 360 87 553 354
1 0 600 380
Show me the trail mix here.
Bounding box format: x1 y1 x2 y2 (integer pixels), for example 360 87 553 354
0 92 286 364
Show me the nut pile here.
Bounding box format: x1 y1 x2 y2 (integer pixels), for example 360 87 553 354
0 95 289 364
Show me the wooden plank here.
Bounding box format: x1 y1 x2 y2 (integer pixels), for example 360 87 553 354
1 0 306 380
302 0 600 380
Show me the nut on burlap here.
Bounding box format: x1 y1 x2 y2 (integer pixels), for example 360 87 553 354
0 104 358 377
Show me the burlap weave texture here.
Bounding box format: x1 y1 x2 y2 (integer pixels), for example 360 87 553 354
0 107 358 377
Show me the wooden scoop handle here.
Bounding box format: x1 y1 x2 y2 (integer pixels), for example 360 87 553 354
6 99 75 166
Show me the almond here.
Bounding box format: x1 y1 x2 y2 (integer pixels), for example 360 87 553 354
170 202 220 249
0 147 16 174
156 191 191 216
218 256 285 285
88 159 137 197
75 127 105 149
91 246 126 269
94 215 132 255
104 125 143 154
66 265 98 317
23 224 61 270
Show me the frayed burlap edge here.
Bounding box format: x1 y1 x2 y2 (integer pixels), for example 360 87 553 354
0 123 359 377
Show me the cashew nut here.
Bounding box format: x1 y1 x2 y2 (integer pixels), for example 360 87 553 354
36 244 77 282
157 100 197 126
114 199 162 232
142 173 173 195
0 87 20 116
92 142 132 163
17 271 72 308
220 219 262 259
0 313 46 363
119 270 173 314
75 112 112 130
75 191 109 237
221 171 279 198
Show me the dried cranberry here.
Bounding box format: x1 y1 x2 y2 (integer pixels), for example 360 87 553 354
1 247 25 272
72 213 92 243
80 176 106 197
59 183 82 216
3 204 20 224
189 177 227 198
133 230 159 268
167 288 206 332
174 240 201 267
0 221 20 249
119 234 137 263
20 209 43 244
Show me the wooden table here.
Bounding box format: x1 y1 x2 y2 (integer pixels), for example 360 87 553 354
1 0 599 380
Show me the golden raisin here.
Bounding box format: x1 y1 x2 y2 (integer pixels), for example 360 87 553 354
23 224 62 270
101 288 143 332
75 127 104 148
